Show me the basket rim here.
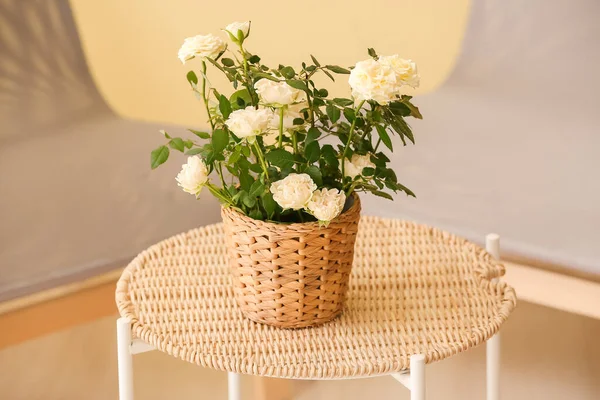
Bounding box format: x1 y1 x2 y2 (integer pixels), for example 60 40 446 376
221 191 361 230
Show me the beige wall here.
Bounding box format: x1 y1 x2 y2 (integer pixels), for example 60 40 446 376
70 0 470 127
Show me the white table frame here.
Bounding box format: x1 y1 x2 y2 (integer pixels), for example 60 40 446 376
116 234 503 400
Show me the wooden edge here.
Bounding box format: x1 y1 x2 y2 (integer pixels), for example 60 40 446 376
0 270 122 349
503 261 600 320
0 268 123 315
254 377 293 400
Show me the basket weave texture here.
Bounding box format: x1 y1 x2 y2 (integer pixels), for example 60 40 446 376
221 194 361 328
115 217 516 379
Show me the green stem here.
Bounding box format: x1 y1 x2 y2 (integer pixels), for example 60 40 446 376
238 43 259 105
291 131 298 154
345 181 358 197
278 107 284 148
374 138 382 152
206 182 233 206
340 100 366 184
297 210 305 222
201 61 214 131
305 86 315 128
216 162 228 188
252 141 270 182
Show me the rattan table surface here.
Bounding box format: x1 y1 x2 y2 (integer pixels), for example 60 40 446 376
116 216 516 379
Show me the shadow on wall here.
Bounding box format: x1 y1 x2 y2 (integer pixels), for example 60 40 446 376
0 0 110 143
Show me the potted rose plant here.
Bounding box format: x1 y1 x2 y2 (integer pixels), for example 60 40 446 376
151 21 422 328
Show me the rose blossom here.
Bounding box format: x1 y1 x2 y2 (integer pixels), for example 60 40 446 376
378 55 420 88
225 107 272 140
343 153 376 179
306 188 346 223
224 21 251 40
178 34 227 64
348 58 398 104
176 156 209 196
270 174 317 210
268 102 308 130
254 79 306 106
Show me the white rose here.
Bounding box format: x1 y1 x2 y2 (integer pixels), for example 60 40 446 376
225 107 272 140
176 156 209 196
344 153 376 179
224 21 251 40
254 79 306 106
307 188 346 223
178 34 227 64
268 102 308 130
378 55 420 88
348 58 398 104
270 173 317 210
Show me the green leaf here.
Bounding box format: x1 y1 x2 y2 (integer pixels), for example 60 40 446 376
150 145 169 169
396 182 416 197
306 127 321 144
160 129 171 139
186 71 198 85
293 118 304 125
221 58 235 67
401 95 423 119
325 65 351 74
285 79 308 92
248 55 261 64
310 54 321 67
317 88 328 97
189 129 210 139
333 98 354 107
392 116 415 144
322 69 335 81
249 209 264 220
367 48 378 58
373 190 393 200
304 165 323 186
249 180 265 197
362 167 376 176
265 149 295 169
280 66 295 79
261 192 277 219
229 89 252 110
326 104 341 123
343 108 355 122
228 147 242 165
212 129 229 153
168 137 185 152
239 170 253 191
253 73 280 82
218 95 232 119
321 145 339 167
305 141 320 163
241 146 251 157
389 101 411 117
232 189 247 203
185 148 204 155
376 126 393 151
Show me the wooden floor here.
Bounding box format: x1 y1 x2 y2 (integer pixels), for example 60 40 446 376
1 301 599 400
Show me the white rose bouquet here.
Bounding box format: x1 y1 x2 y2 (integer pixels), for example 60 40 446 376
151 22 422 225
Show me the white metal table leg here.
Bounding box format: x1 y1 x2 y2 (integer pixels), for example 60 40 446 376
486 234 501 400
410 354 426 400
486 333 501 400
117 318 134 400
228 372 241 400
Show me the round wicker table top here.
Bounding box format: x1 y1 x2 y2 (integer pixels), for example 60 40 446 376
116 216 516 380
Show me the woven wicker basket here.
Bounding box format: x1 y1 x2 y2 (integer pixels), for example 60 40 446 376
221 194 361 328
